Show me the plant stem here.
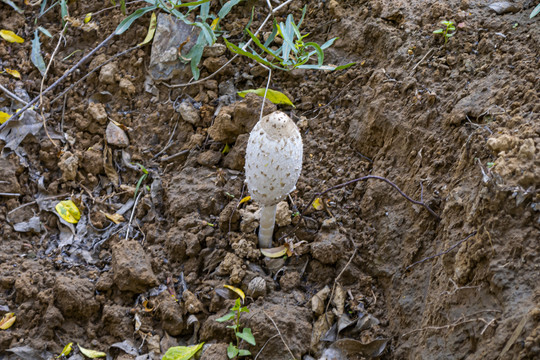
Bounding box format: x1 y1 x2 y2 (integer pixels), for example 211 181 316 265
258 204 277 248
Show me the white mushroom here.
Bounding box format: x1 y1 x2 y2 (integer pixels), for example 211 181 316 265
244 111 303 248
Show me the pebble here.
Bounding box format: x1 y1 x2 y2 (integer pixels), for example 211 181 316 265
178 101 200 125
106 122 129 148
488 2 520 15
119 78 136 97
99 63 117 84
87 102 108 125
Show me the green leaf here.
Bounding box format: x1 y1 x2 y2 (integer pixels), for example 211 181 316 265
218 0 243 18
38 26 53 38
1 0 24 14
162 343 205 360
60 0 68 25
304 42 324 66
134 173 147 199
433 29 444 34
138 12 157 46
263 20 278 47
237 88 295 107
297 5 307 28
296 62 356 71
531 3 540 18
215 312 235 322
224 38 278 69
31 30 47 76
245 28 281 60
198 21 216 46
39 0 48 16
185 38 205 80
227 343 239 359
238 349 251 357
115 6 157 35
174 0 211 7
120 0 126 15
237 328 256 346
320 37 338 50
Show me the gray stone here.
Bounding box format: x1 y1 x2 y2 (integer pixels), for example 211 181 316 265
99 62 118 84
488 2 520 14
106 121 129 147
149 13 200 81
178 100 200 125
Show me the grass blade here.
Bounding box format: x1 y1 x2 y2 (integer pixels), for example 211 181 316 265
115 5 156 35
1 0 24 14
218 0 243 18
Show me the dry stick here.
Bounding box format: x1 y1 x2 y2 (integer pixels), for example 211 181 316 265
254 334 279 360
0 84 28 105
280 175 440 242
411 48 435 74
324 248 357 326
125 191 143 241
0 193 21 197
39 24 68 147
164 0 295 88
263 310 296 360
0 31 117 130
405 231 477 271
51 45 140 104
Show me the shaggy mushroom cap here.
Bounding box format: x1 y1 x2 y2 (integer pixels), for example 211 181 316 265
245 111 303 206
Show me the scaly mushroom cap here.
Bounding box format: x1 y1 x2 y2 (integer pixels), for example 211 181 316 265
245 111 303 206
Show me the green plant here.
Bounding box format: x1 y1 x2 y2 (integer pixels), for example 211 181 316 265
531 3 540 18
216 298 256 358
134 163 149 199
115 0 241 80
433 20 456 44
225 6 354 71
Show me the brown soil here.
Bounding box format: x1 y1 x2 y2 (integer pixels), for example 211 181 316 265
1 0 539 359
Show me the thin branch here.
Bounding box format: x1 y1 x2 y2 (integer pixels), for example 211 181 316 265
263 311 296 360
125 191 143 241
411 48 435 74
324 248 357 325
405 231 477 271
0 84 28 105
254 334 279 360
0 193 21 197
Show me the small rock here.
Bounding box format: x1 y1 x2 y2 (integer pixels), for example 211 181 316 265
58 151 79 181
223 134 248 171
488 2 520 15
87 102 108 125
54 276 99 319
202 56 228 73
275 201 291 227
178 101 201 125
99 62 118 84
311 231 348 265
205 80 218 90
183 290 204 314
201 343 228 360
106 122 129 147
280 271 300 291
518 139 535 160
240 205 260 234
111 240 159 293
197 150 221 167
159 293 184 336
487 134 517 154
203 43 227 57
119 78 136 97
247 276 267 298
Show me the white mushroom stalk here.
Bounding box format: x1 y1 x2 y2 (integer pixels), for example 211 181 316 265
245 111 303 248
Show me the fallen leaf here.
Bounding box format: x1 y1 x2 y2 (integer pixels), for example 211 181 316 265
77 344 106 358
4 68 21 78
210 17 220 31
31 29 46 75
0 111 10 124
238 195 251 205
237 88 295 108
138 12 157 46
0 312 16 330
223 285 245 302
260 245 287 258
162 343 204 360
142 300 154 312
0 29 24 43
312 197 324 210
101 211 125 224
58 342 73 357
84 13 92 23
55 200 81 224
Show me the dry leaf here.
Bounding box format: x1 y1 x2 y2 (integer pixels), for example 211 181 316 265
0 313 16 330
238 195 251 205
5 68 21 78
312 197 324 210
55 200 81 224
0 30 24 43
260 245 287 258
138 12 157 46
77 344 106 358
223 285 245 302
101 211 125 224
84 13 92 23
59 342 73 357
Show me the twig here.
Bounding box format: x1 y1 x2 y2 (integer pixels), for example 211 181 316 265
280 175 440 242
1 31 117 129
402 316 495 337
51 45 140 104
411 48 435 74
405 231 477 271
0 193 21 197
125 191 143 241
153 116 179 159
0 84 28 105
158 149 190 162
254 334 279 360
263 311 296 360
324 248 357 325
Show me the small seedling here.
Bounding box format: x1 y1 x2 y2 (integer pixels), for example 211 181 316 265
216 298 256 358
433 20 456 44
134 163 149 199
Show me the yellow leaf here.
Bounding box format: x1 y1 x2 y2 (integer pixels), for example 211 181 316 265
5 68 21 78
210 17 220 31
237 88 295 108
142 300 154 312
223 285 245 302
55 200 81 224
0 111 10 124
138 12 157 46
0 313 16 330
101 211 125 224
312 197 323 210
58 342 73 358
260 245 287 258
238 196 251 205
77 344 106 358
0 30 25 43
84 13 92 23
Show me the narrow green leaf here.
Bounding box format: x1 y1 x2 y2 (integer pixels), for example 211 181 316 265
60 0 68 25
199 1 210 21
162 343 204 360
198 22 216 45
237 88 295 107
304 42 323 66
134 173 147 199
320 37 338 50
237 328 256 346
227 343 239 359
246 28 281 60
433 29 444 34
38 26 53 38
297 5 307 28
215 312 235 322
218 0 243 18
263 20 278 47
186 39 205 80
224 38 277 68
31 30 46 76
1 0 23 14
40 0 48 16
115 6 156 35
531 3 540 18
120 0 126 15
174 0 211 7
296 62 356 71
238 349 251 357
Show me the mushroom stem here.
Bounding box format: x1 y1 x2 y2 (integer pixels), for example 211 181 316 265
258 204 277 248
